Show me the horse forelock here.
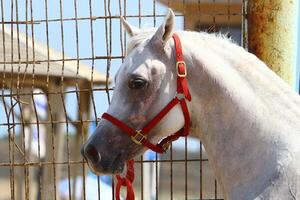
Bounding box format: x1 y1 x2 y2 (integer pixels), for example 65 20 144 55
126 28 156 54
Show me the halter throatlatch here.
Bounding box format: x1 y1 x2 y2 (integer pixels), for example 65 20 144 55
101 33 191 200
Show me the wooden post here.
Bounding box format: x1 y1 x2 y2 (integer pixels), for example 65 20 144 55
42 80 65 200
15 88 32 200
72 81 91 199
248 0 299 87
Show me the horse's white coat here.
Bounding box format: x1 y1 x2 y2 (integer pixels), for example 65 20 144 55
120 10 300 200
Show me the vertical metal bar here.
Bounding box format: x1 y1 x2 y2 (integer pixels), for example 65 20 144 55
123 0 127 55
138 0 141 28
40 0 56 199
72 0 86 199
141 157 143 200
88 2 97 200
248 0 299 87
9 1 17 199
0 3 14 200
24 5 29 198
58 44 71 200
170 143 173 200
44 0 50 90
242 0 248 49
14 0 21 89
103 0 113 198
184 137 187 199
215 179 218 199
57 1 67 199
88 0 95 84
0 1 11 200
155 153 158 200
212 0 216 31
66 84 72 200
45 89 56 200
29 0 35 87
31 90 42 200
196 1 202 198
104 0 111 104
200 141 203 200
58 0 81 199
13 0 30 199
97 175 100 199
227 0 231 33
28 1 37 198
119 0 124 61
88 0 97 131
42 0 55 198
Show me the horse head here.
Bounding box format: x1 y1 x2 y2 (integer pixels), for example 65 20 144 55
81 9 189 175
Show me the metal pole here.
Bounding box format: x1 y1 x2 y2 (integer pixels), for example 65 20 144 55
248 0 298 88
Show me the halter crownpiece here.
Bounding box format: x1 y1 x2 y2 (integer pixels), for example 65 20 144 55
101 33 191 200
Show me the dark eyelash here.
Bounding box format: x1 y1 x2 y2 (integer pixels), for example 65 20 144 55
128 78 147 90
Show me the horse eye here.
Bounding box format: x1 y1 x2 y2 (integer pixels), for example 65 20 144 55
128 78 147 89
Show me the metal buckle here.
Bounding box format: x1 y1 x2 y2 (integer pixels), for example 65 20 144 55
176 61 187 77
162 142 171 151
175 92 185 100
131 130 146 145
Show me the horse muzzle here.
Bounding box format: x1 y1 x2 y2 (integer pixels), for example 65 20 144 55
81 142 126 175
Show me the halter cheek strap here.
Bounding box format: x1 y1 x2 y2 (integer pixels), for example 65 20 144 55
101 33 191 200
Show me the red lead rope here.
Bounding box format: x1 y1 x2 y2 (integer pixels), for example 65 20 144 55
102 33 191 200
115 160 135 200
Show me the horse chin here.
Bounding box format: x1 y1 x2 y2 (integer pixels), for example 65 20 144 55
86 159 125 175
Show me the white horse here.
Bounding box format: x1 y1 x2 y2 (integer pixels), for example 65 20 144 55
82 9 300 200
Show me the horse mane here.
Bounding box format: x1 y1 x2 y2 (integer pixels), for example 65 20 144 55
126 27 236 54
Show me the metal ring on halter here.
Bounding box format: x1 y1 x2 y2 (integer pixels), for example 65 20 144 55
175 92 185 100
176 61 187 77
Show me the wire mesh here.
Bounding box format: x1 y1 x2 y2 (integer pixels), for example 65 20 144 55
0 0 246 199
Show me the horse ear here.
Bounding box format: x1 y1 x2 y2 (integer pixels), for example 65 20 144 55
152 9 175 45
121 17 140 37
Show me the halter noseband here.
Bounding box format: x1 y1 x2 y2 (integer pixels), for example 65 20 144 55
101 33 191 200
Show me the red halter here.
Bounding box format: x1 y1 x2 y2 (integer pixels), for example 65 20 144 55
101 33 191 200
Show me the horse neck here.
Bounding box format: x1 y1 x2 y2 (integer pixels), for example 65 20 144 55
181 32 300 199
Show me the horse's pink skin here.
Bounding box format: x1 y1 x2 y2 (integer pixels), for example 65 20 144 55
128 115 147 124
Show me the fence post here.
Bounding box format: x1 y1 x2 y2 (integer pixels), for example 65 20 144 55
248 0 298 88
42 81 65 200
72 81 91 199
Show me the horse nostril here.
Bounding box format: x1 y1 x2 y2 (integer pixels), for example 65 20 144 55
84 144 101 164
